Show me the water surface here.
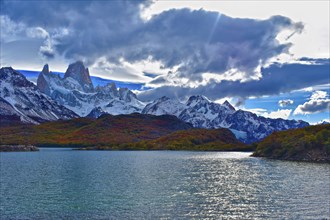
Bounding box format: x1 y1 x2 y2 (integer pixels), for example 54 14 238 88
1 149 329 219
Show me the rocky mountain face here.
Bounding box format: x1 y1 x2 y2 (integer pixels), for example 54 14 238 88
64 61 94 92
0 67 78 124
142 96 309 143
37 62 145 116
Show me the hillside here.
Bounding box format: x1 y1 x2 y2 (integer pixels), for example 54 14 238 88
0 113 247 150
95 128 251 151
253 124 330 162
0 113 192 147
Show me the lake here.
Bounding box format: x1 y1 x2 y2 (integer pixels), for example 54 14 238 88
0 148 329 219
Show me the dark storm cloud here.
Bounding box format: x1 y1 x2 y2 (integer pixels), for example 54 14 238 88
138 11 303 79
2 0 328 102
1 0 149 64
138 61 330 101
1 0 302 77
0 0 148 28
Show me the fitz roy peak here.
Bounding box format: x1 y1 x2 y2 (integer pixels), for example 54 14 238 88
37 61 145 116
64 61 94 92
0 67 77 124
142 96 309 143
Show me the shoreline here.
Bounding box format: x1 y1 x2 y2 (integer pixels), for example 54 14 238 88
0 145 39 152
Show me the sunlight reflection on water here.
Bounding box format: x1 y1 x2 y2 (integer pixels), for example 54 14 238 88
0 149 329 219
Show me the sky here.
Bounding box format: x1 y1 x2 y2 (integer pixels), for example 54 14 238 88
0 0 329 124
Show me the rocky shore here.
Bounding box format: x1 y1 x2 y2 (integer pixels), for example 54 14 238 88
0 145 39 152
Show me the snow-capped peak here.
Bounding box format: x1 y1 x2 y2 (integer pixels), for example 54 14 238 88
95 82 118 97
186 95 210 107
142 96 186 116
36 62 146 117
119 87 137 102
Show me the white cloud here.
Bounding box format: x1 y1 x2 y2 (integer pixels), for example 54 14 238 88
241 107 292 119
294 90 330 115
0 19 58 60
313 119 330 125
0 15 26 43
294 100 330 115
262 109 292 119
278 99 294 107
292 84 330 93
90 57 152 83
241 108 267 115
26 27 56 59
26 27 49 39
310 90 327 100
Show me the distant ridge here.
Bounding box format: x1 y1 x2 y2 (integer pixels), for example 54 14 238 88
142 96 309 143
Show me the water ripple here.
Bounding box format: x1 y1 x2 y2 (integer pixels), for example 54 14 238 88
0 149 329 219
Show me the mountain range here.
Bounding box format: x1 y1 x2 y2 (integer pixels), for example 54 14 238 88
0 62 309 143
142 95 308 143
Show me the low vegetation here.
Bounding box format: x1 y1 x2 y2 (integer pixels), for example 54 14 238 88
0 113 247 151
83 128 252 151
253 124 330 162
